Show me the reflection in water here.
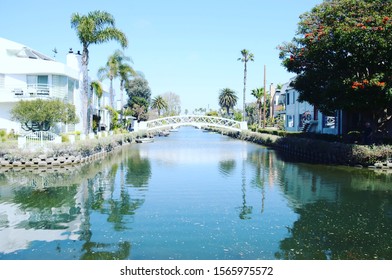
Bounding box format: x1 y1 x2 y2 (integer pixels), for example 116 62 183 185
0 148 150 259
274 163 392 260
218 160 236 177
0 127 392 259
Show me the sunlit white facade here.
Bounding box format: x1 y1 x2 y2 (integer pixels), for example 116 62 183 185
0 37 110 134
283 77 341 135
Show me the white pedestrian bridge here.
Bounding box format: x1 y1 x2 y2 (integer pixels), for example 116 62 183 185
133 115 248 132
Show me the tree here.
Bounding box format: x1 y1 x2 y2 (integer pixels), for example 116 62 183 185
71 10 128 134
251 88 264 127
251 88 270 127
278 0 392 133
162 92 181 116
151 95 168 117
11 99 78 132
218 88 238 116
118 62 138 125
238 49 254 121
126 77 151 107
98 50 125 108
91 80 104 131
91 80 103 102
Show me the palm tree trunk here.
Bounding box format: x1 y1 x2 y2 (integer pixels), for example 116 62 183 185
243 62 247 122
110 77 114 108
82 46 91 134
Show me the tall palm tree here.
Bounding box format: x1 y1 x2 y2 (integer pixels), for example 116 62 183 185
97 50 131 108
219 88 238 116
251 88 264 127
151 95 168 117
71 10 128 134
238 49 254 121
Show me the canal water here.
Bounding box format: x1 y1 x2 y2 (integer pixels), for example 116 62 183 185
1 127 392 260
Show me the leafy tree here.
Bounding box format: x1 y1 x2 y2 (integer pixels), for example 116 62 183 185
105 105 120 130
238 49 254 121
11 99 78 132
245 102 258 125
206 110 219 117
278 0 392 132
218 88 238 115
126 77 151 109
71 10 128 134
162 92 181 116
119 63 138 117
131 103 148 122
151 95 168 117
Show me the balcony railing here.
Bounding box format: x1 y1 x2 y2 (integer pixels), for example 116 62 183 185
0 84 58 102
23 84 51 97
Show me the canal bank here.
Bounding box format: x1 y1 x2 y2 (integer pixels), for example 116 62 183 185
0 132 141 170
213 128 392 169
1 127 391 171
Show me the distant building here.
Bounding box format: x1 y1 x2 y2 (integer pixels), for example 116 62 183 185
0 37 110 134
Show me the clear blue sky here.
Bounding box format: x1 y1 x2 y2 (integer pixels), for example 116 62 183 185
1 0 322 113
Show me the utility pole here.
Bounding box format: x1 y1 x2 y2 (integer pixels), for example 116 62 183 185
263 65 267 128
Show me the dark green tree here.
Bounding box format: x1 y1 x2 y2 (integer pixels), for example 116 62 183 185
218 88 238 116
125 77 152 121
278 0 392 132
151 95 168 117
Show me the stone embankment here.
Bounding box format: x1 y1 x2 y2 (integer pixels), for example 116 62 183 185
214 128 392 170
0 151 109 171
0 132 139 171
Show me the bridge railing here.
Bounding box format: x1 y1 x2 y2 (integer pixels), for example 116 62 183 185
135 115 247 132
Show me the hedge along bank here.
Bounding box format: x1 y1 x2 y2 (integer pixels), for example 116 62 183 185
215 128 392 168
0 132 145 170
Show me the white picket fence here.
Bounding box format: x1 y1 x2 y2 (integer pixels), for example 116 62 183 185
18 131 61 148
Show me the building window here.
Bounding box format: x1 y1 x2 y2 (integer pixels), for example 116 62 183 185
27 75 49 95
323 112 336 129
287 115 294 128
286 92 290 105
52 75 67 99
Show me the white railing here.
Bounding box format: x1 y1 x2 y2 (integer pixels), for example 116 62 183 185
0 84 67 102
18 131 61 148
136 115 248 132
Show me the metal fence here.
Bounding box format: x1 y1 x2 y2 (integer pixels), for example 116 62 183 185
18 131 61 148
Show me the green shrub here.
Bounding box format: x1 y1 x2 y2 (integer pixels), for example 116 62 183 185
61 134 70 142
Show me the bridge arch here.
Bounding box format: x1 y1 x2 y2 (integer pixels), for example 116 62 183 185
133 115 248 132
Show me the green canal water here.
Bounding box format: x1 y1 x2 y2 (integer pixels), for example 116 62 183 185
1 127 392 260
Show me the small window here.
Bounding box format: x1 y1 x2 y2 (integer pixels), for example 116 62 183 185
323 113 336 129
287 115 294 127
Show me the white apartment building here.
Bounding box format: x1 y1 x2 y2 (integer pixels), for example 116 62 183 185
0 37 111 134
